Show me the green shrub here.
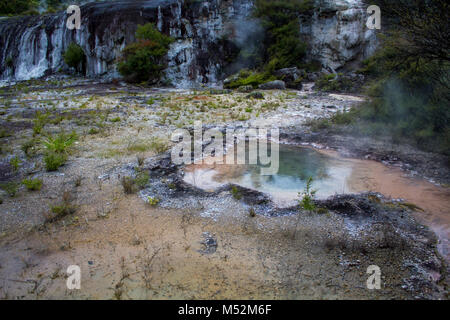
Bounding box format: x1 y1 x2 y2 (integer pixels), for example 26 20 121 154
118 23 174 83
43 131 77 154
22 138 39 156
298 177 317 213
44 152 67 171
135 170 150 189
63 43 85 72
254 0 313 70
33 111 49 135
22 178 42 191
0 181 19 197
231 186 242 200
0 0 39 15
9 156 20 172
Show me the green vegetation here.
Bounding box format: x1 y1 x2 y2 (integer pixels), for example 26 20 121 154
42 131 77 171
43 131 77 153
118 23 174 83
22 178 43 191
254 0 313 71
48 191 76 222
314 73 353 92
0 0 39 16
225 70 275 89
44 152 67 171
146 196 160 206
9 156 20 172
33 111 49 136
310 0 450 155
231 185 242 200
63 43 86 73
224 0 315 89
298 177 316 213
0 181 19 197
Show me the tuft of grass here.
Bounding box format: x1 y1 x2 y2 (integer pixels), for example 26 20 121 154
146 196 160 206
21 138 39 157
43 131 77 154
9 156 20 172
33 112 49 136
149 137 169 154
44 152 67 171
121 176 137 194
0 128 11 138
0 181 19 197
22 178 43 191
231 186 242 200
48 191 76 223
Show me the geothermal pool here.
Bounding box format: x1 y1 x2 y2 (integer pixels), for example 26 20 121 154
184 144 450 261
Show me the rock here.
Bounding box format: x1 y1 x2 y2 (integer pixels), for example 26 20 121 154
199 232 217 254
246 92 264 99
237 85 253 93
258 80 286 90
210 89 232 95
274 67 305 89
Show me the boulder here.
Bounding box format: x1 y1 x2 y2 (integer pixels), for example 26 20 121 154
274 67 305 89
237 85 253 93
258 80 286 90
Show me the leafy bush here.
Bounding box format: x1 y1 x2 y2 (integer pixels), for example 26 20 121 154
22 178 42 191
9 156 20 172
44 152 67 171
298 177 316 213
118 23 174 83
254 0 313 70
63 43 85 72
0 0 39 16
43 131 77 154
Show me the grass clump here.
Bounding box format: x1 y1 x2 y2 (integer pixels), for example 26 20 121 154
149 137 170 154
9 156 20 172
44 152 67 171
231 185 242 200
146 196 160 206
21 138 39 157
33 112 49 136
0 181 19 197
43 131 77 153
48 191 76 223
22 178 42 191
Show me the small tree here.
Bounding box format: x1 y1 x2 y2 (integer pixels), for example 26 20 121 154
293 176 317 239
118 23 174 83
63 43 86 73
299 176 317 213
